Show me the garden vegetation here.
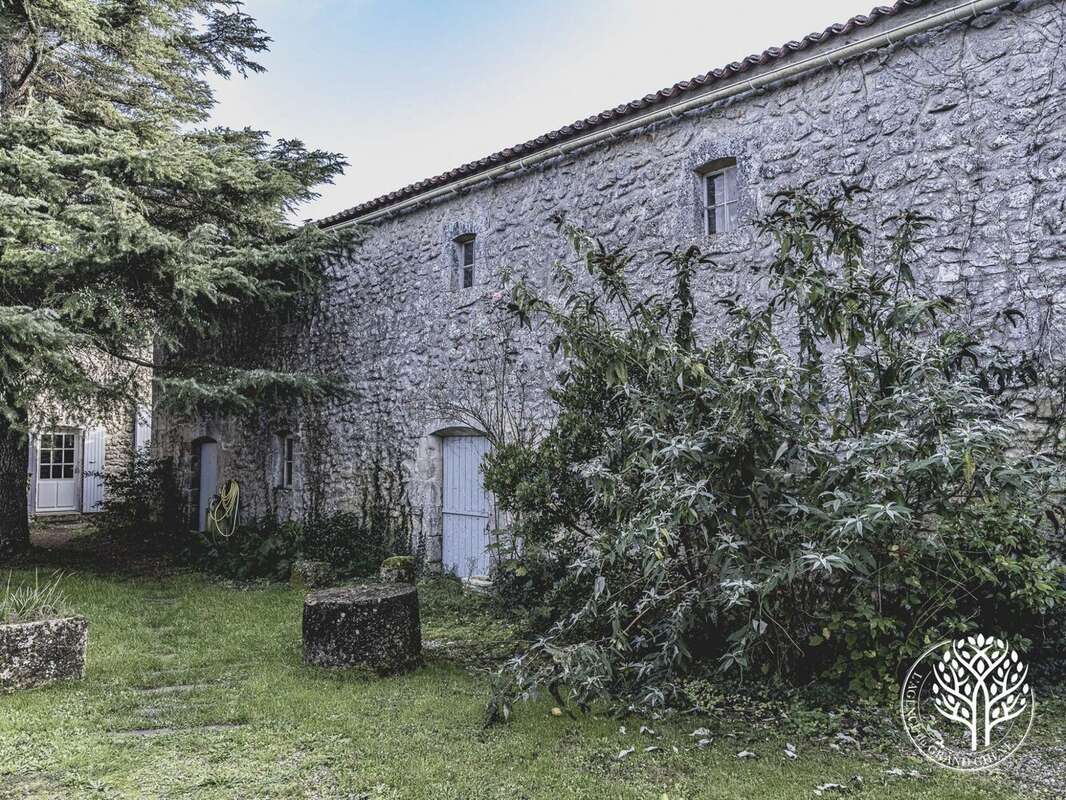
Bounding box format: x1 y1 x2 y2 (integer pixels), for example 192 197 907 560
485 188 1066 716
0 0 351 558
94 451 413 581
0 570 69 624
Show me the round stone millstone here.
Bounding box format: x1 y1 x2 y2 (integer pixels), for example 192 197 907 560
302 584 421 673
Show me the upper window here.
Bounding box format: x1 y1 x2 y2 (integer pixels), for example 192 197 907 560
279 435 295 488
456 234 475 289
702 161 738 235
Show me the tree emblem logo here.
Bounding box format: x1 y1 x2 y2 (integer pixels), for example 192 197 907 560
901 634 1036 771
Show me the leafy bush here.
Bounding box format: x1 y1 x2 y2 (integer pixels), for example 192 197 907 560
92 452 183 546
485 188 1066 716
302 512 410 577
380 555 415 583
492 547 588 632
194 511 411 582
1 571 70 623
195 517 304 582
1031 568 1066 683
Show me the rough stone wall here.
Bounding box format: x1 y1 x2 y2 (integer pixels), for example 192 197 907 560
155 0 1066 562
101 405 137 477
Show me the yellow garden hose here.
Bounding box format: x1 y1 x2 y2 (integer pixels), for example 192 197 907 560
207 479 240 539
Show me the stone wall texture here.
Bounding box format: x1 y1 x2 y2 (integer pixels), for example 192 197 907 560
156 0 1066 566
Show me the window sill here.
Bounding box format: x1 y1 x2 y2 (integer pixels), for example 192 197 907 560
699 227 749 251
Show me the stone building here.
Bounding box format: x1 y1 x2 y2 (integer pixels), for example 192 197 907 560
155 0 1066 578
26 366 151 521
25 406 150 520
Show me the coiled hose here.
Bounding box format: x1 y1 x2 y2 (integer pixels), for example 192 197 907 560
206 479 240 539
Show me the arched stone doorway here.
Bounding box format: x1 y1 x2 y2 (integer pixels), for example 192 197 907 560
417 422 494 580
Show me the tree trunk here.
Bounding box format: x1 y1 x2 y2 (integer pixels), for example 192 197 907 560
0 408 30 562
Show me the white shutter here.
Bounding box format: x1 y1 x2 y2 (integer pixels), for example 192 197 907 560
26 433 35 513
82 427 107 513
134 405 152 452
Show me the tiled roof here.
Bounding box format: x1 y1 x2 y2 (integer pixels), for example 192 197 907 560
319 0 928 227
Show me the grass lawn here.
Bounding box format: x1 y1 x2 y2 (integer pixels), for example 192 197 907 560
0 571 1055 799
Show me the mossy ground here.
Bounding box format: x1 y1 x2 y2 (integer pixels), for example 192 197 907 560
0 571 1056 799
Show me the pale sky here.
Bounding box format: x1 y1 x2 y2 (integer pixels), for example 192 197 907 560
210 1 881 222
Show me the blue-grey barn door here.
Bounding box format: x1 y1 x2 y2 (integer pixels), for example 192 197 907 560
442 434 492 579
191 440 219 532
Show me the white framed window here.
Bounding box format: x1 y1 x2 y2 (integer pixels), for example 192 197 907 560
456 234 475 289
39 432 76 480
279 435 295 488
702 162 738 235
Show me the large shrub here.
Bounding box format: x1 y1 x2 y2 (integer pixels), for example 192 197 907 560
485 188 1066 715
93 453 184 548
195 517 304 582
302 511 411 577
195 511 411 582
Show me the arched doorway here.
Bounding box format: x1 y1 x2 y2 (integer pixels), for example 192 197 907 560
189 438 219 532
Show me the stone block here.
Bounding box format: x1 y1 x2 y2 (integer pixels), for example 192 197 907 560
290 559 337 590
0 617 88 693
379 556 416 584
303 585 421 673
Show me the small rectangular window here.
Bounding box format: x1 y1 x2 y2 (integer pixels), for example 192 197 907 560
703 164 738 235
280 435 295 488
457 235 475 289
284 437 295 487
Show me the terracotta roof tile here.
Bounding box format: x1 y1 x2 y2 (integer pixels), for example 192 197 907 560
320 0 928 227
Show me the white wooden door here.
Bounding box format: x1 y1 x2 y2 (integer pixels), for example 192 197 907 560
36 432 79 512
195 441 219 532
442 435 492 579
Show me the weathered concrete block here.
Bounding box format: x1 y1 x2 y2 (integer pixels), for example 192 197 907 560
290 559 337 590
303 585 420 673
0 617 88 693
379 555 415 584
